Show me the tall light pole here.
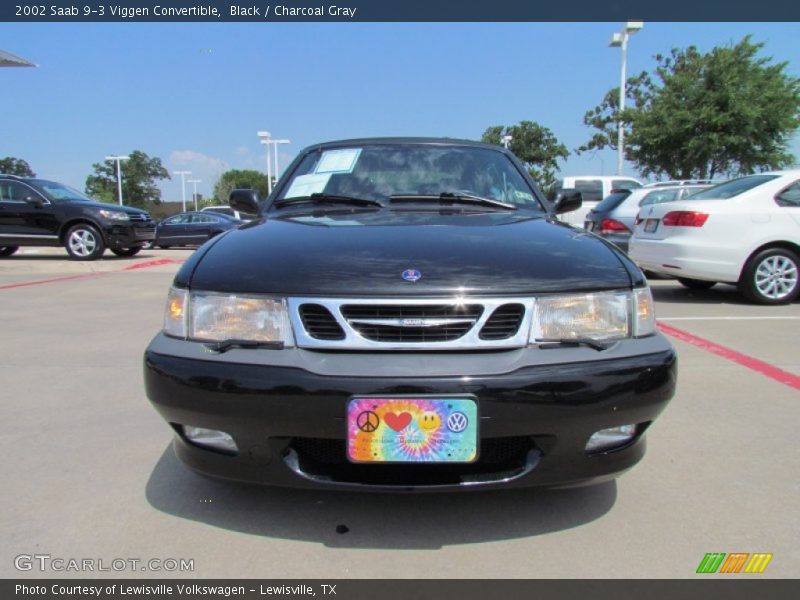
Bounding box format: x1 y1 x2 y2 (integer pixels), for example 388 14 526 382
271 139 291 183
257 131 272 194
187 179 201 210
105 155 129 206
173 170 191 211
609 21 643 176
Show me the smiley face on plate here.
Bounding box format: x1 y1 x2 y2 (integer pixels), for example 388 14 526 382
418 411 441 431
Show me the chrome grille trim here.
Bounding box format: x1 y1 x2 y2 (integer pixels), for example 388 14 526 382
288 297 534 350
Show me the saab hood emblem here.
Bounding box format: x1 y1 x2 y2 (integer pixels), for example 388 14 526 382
401 269 422 282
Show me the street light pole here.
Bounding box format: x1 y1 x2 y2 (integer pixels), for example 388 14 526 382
609 21 643 176
257 131 272 194
187 179 201 210
173 170 191 212
105 155 129 206
272 139 290 183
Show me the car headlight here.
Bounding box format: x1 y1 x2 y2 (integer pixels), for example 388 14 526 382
530 288 656 342
96 209 130 221
162 287 294 346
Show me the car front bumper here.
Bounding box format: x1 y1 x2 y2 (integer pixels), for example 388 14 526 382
144 333 677 492
103 221 156 248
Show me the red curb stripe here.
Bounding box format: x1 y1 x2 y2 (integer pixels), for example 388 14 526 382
121 258 183 270
0 258 183 291
658 322 800 391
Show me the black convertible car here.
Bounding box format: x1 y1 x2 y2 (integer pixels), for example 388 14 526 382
144 138 676 492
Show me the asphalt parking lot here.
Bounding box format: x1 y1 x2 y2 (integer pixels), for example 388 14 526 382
1 247 798 579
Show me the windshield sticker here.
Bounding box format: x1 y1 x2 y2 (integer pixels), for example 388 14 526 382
283 173 332 198
315 148 362 174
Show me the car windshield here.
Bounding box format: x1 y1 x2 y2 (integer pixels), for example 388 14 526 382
594 190 632 212
687 175 780 200
33 180 95 202
273 144 544 211
639 189 680 206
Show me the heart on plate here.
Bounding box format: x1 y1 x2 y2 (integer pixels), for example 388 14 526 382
384 411 412 431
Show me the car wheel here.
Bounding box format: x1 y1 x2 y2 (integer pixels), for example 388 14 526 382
739 247 800 305
677 278 716 290
110 247 142 257
0 246 19 257
65 224 105 260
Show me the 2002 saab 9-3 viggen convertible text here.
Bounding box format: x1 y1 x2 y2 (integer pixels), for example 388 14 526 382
144 138 676 492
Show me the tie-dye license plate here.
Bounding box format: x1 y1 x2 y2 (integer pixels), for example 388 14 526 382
347 397 478 463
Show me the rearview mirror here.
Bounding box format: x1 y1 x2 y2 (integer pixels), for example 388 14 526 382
553 189 582 214
229 189 260 215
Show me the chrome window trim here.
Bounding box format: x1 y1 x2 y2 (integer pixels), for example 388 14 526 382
0 180 51 205
288 296 535 350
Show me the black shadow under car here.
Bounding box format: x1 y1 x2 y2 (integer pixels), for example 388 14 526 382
144 138 676 492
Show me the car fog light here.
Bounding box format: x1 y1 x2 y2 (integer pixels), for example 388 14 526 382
585 424 637 454
183 425 238 454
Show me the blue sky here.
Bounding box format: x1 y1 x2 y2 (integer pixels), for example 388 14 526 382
1 22 799 202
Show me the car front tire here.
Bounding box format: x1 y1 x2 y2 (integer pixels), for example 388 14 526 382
739 248 800 305
110 247 143 257
677 278 716 290
65 224 105 261
0 246 19 257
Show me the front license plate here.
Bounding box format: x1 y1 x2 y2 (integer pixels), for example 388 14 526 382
347 397 478 463
644 218 659 233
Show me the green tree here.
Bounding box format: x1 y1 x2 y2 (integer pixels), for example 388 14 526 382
481 121 569 191
0 157 35 176
85 150 170 208
212 169 269 204
578 37 800 179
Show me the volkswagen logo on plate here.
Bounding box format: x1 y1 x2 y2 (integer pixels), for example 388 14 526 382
447 411 469 433
401 269 422 282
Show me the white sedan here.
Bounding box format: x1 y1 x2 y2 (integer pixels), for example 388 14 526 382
629 170 800 304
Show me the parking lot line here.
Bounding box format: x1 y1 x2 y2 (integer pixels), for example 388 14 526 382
0 258 183 291
658 322 800 391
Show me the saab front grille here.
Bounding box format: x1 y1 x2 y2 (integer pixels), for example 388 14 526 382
299 304 345 340
341 303 483 343
479 303 525 340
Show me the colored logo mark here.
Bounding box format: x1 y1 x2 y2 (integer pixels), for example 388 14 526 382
401 269 422 282
356 411 380 433
696 553 773 574
447 411 468 433
384 411 412 431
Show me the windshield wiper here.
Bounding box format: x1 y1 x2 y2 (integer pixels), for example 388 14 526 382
537 338 614 352
389 192 517 210
273 193 383 208
204 340 284 353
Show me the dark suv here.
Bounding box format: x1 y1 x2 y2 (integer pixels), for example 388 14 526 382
144 138 676 492
0 174 156 260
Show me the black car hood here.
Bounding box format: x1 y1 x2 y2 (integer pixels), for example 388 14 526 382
183 212 634 295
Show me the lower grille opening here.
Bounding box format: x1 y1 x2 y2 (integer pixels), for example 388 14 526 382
287 436 537 486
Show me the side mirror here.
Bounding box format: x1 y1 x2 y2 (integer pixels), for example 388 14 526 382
24 195 45 208
229 189 260 215
553 189 582 214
